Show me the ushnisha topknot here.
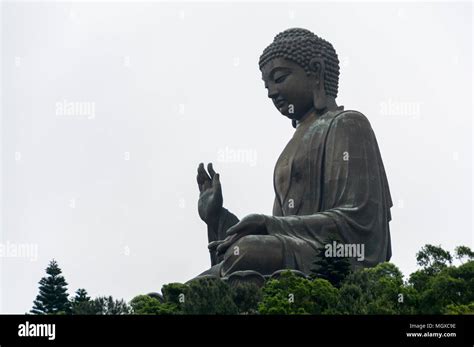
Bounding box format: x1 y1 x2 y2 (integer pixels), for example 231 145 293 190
259 28 340 98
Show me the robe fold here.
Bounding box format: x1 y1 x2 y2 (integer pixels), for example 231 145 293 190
263 107 392 273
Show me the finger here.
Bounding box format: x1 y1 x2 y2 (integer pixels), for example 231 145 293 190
198 163 212 190
197 163 202 181
208 240 224 250
197 163 204 184
216 238 234 255
212 173 221 190
208 163 216 179
226 225 237 236
196 163 205 191
216 245 228 255
196 174 203 192
226 221 246 236
198 163 211 182
217 233 244 255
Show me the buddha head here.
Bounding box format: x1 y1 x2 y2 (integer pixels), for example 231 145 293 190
259 28 340 124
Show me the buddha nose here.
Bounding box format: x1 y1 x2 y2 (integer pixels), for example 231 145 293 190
267 87 278 99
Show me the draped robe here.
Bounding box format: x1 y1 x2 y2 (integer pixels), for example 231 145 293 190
208 107 392 275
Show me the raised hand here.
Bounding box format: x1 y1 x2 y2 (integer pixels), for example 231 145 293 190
197 163 223 225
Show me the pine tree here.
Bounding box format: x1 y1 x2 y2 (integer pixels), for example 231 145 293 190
31 259 71 314
74 288 90 302
310 237 352 288
71 288 97 315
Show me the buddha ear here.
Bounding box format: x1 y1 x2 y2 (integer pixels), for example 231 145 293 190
309 57 325 84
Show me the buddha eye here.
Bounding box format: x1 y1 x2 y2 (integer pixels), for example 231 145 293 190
274 74 289 83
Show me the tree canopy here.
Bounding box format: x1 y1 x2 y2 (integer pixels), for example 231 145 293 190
32 244 474 315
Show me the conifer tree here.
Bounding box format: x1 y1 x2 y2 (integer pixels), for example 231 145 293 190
31 259 71 314
310 237 352 287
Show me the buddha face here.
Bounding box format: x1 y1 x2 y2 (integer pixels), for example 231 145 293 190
261 57 317 120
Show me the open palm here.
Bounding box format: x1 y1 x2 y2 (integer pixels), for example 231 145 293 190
197 163 223 225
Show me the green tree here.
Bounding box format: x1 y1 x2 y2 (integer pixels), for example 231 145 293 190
71 288 97 315
259 271 313 314
444 302 474 315
93 296 131 315
408 269 433 293
407 244 474 314
126 245 474 316
161 282 189 313
73 288 90 302
231 282 262 315
451 260 474 302
310 237 351 288
310 278 339 314
336 282 367 314
130 295 178 315
418 272 464 314
259 271 338 315
416 244 452 275
31 260 71 315
409 244 454 300
365 263 415 314
454 246 474 264
417 260 474 314
337 262 414 314
182 277 238 314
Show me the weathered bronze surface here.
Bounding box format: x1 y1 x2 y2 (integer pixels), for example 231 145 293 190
195 28 392 280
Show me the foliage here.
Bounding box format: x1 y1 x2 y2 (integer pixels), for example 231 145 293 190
31 260 71 315
181 277 238 314
455 246 474 264
310 236 352 288
71 288 97 315
444 302 474 315
93 296 132 315
416 244 452 275
415 260 474 314
33 245 474 315
231 282 262 314
130 295 178 315
258 271 338 315
337 262 416 314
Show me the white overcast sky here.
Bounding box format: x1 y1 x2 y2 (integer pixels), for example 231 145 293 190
1 1 472 313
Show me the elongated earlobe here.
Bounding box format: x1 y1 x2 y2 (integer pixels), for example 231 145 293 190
309 58 324 87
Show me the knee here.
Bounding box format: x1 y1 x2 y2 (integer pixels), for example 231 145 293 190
224 235 264 257
234 235 261 250
220 235 283 276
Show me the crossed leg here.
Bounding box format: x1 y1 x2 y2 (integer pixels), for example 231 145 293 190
195 235 284 279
